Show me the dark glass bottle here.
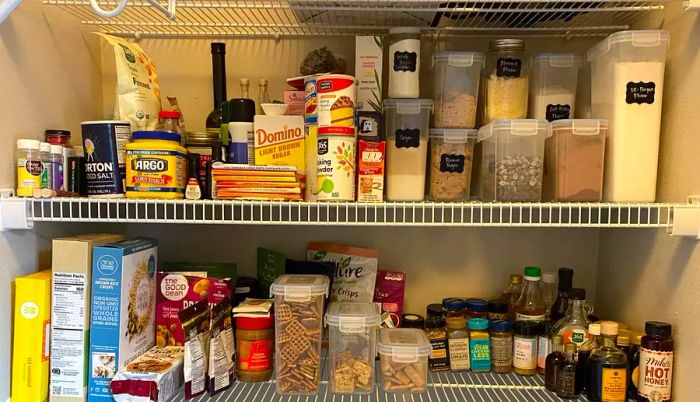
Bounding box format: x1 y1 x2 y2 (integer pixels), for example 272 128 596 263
638 321 674 402
545 335 565 392
587 321 628 402
549 267 573 323
556 343 579 399
206 43 227 137
627 332 642 401
205 146 222 199
579 322 600 392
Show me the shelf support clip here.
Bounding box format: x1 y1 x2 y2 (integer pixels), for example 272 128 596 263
670 195 700 238
0 191 32 231
89 0 176 19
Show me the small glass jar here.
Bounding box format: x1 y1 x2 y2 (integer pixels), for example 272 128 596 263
425 317 449 372
483 39 529 124
442 297 466 319
235 315 274 382
388 27 421 98
488 300 509 321
513 320 541 376
490 320 513 374
468 318 491 372
446 317 470 372
465 298 489 319
158 110 184 136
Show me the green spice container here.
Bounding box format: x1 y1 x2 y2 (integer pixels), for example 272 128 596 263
490 320 513 374
468 318 491 372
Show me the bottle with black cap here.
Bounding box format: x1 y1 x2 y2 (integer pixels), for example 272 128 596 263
638 321 673 402
550 267 574 323
227 98 256 164
205 145 223 199
206 43 227 137
185 154 203 200
552 287 592 348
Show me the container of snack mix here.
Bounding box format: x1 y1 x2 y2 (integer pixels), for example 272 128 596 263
271 275 330 395
432 52 485 128
429 128 477 201
378 328 431 393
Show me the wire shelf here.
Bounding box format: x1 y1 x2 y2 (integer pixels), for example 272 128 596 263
26 198 684 228
42 0 671 38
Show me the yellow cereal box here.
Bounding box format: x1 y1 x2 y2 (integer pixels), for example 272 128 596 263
254 115 305 181
12 270 52 402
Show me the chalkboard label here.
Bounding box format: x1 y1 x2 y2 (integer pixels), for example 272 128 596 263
496 58 522 78
395 129 421 148
626 81 656 104
440 154 465 173
545 104 571 122
393 51 418 72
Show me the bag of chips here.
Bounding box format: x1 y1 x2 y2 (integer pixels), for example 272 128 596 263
307 242 378 303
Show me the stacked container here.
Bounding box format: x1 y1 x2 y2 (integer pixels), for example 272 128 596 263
383 99 433 201
529 53 584 122
544 119 607 202
483 39 529 124
271 275 330 395
587 30 669 202
378 328 432 393
477 119 550 202
325 302 381 394
429 129 477 201
432 52 485 128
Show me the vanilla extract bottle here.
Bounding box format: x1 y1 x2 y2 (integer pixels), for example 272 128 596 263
587 321 628 402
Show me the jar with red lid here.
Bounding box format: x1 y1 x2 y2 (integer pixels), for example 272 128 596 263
235 315 274 382
158 110 184 140
465 298 489 319
45 129 71 145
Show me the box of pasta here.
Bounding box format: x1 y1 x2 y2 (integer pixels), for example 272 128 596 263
87 238 158 401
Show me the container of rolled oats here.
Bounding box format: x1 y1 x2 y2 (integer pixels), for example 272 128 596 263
429 128 477 201
432 52 484 129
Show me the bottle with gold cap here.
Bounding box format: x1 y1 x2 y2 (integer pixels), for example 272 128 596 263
578 322 601 393
587 321 628 402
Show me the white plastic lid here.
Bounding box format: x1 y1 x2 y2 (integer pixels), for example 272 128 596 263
551 119 608 136
532 52 584 68
325 302 381 333
389 27 422 35
477 119 551 142
383 99 434 115
270 274 330 301
17 139 41 150
429 128 477 143
432 51 485 68
378 328 432 362
50 145 64 154
587 30 670 62
40 142 51 152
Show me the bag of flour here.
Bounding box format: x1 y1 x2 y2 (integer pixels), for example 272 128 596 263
96 33 161 130
307 242 378 303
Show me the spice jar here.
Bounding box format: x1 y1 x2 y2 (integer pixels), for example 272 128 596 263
513 320 541 376
490 320 513 374
442 297 466 319
465 299 489 319
446 317 469 372
388 27 421 98
483 39 529 124
468 318 491 372
400 314 425 329
429 128 476 201
488 300 509 321
235 315 274 382
425 316 449 372
16 139 42 197
426 303 443 319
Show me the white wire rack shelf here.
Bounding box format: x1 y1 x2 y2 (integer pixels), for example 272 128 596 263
42 0 671 38
16 197 689 228
168 360 589 402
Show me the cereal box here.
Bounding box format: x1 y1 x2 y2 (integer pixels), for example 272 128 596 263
355 36 383 112
356 140 385 203
254 115 305 181
88 238 158 401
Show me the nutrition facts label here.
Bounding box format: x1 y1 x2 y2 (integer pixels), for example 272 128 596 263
50 272 87 397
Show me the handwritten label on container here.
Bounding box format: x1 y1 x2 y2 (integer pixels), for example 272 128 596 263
626 82 656 104
440 154 465 173
394 129 420 148
496 58 522 78
545 104 571 121
393 51 418 72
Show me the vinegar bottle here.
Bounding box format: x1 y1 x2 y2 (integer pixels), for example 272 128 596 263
515 266 546 323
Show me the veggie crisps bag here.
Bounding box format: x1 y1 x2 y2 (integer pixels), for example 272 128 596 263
178 299 210 399
307 242 378 303
96 33 161 130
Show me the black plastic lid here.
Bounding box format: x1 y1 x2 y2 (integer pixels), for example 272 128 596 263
401 314 426 329
558 267 574 291
228 98 255 123
427 303 443 318
211 42 226 55
513 320 542 336
425 316 446 329
569 288 586 300
488 299 508 314
645 321 672 339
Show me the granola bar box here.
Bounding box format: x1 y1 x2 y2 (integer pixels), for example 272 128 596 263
88 238 158 401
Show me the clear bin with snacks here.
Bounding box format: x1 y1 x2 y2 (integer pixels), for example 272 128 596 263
378 328 431 393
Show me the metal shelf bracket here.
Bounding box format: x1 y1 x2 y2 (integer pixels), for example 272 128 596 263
0 191 32 231
669 195 700 238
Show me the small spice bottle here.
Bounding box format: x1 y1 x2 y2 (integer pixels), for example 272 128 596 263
465 298 489 319
442 297 466 319
513 320 541 376
446 317 470 371
425 316 450 372
489 320 513 374
400 314 425 329
639 321 674 402
468 318 491 372
235 315 274 382
488 299 509 321
427 303 444 319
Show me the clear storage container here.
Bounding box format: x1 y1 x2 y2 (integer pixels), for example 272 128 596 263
529 53 584 122
544 119 607 202
378 328 431 393
325 302 381 394
384 99 433 201
483 39 529 124
271 274 330 395
587 30 669 202
432 52 485 128
388 27 421 98
429 128 477 201
477 119 550 202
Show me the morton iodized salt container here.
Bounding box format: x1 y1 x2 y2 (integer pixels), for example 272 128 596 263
81 120 131 197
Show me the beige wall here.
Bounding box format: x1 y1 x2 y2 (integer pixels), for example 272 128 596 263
595 3 700 401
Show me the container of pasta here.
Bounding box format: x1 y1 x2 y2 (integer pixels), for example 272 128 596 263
317 135 356 201
317 74 357 135
125 131 187 199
